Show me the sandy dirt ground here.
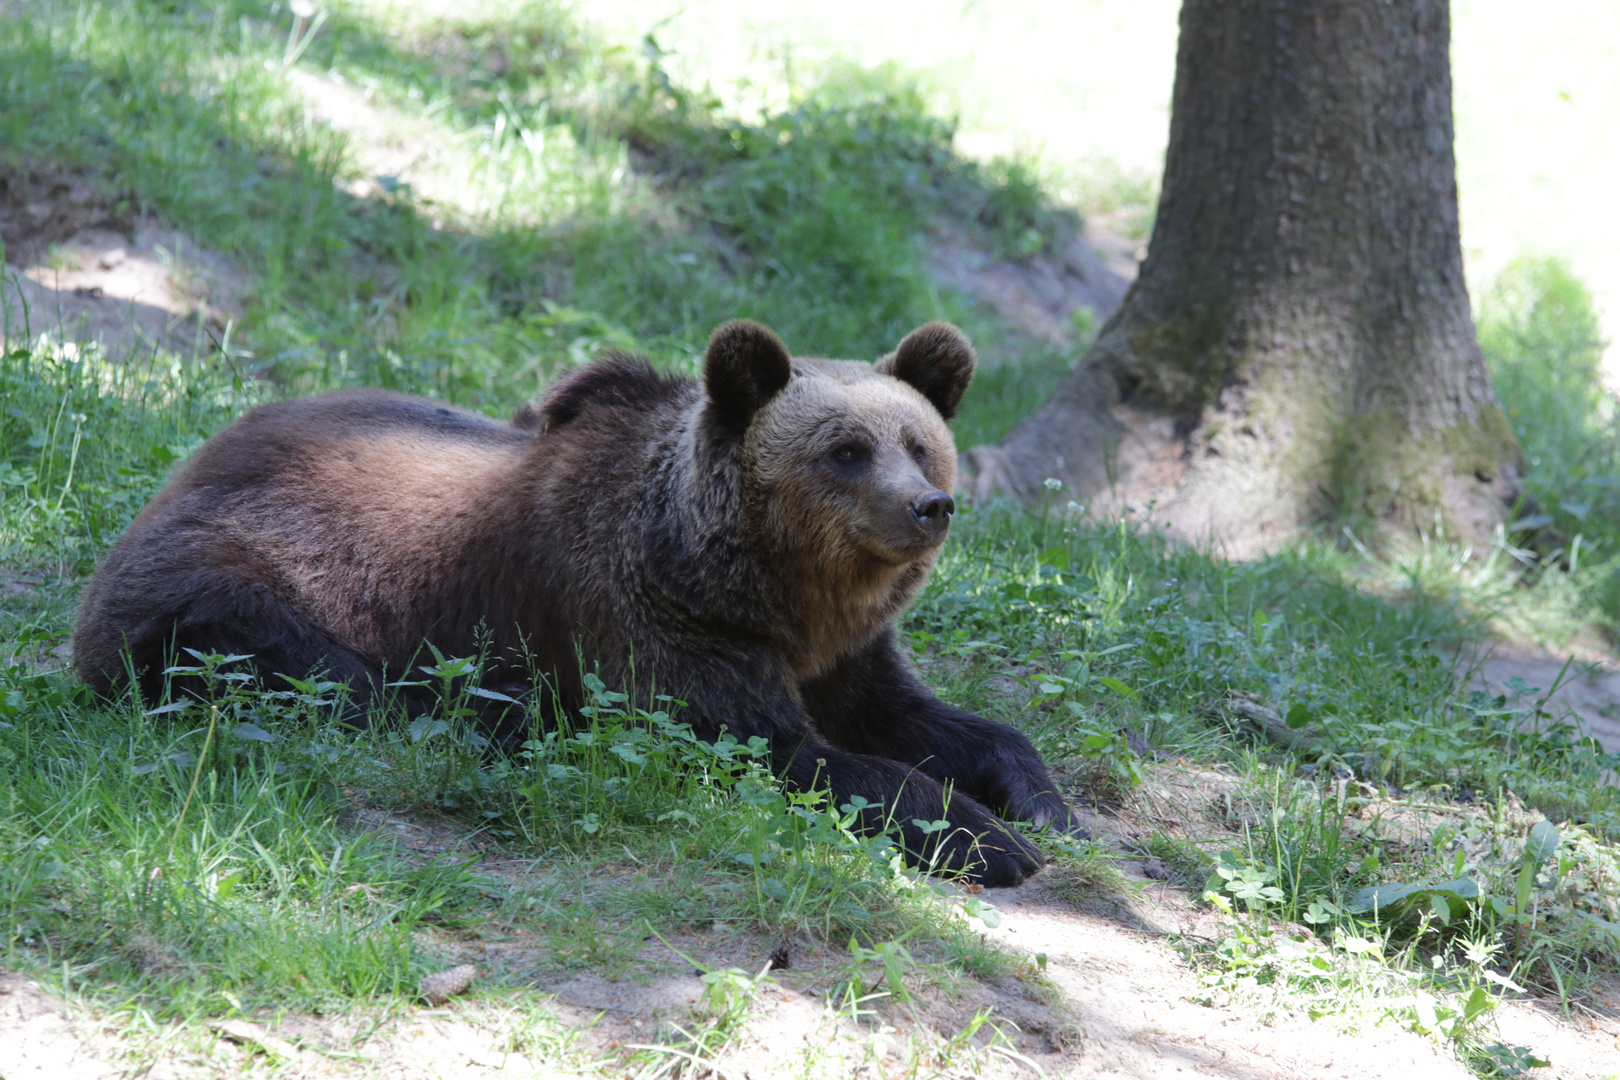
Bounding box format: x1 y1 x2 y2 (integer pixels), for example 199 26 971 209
0 162 242 357
6 779 1620 1079
1474 641 1620 756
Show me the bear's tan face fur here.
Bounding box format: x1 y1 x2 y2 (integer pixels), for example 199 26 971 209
697 318 975 677
745 359 957 574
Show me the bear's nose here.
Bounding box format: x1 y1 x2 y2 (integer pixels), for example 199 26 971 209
909 490 955 533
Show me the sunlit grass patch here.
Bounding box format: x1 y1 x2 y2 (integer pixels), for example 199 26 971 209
1479 257 1620 636
0 688 479 1014
0 337 255 569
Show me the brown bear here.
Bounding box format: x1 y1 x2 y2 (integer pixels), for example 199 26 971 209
74 319 1076 885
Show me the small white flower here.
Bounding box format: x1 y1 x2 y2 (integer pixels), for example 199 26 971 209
1042 477 1063 491
290 0 317 18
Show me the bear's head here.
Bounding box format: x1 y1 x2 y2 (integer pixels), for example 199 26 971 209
701 319 976 603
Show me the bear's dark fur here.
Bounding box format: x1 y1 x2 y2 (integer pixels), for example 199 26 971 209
74 320 1076 885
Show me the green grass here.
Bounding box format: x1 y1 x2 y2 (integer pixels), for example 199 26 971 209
2 0 1620 1072
0 341 253 574
0 655 943 1014
1479 257 1620 631
913 503 1620 819
0 672 481 1015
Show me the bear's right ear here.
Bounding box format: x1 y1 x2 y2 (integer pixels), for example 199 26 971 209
703 320 792 429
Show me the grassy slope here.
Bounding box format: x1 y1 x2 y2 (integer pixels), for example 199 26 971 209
2 1 1619 1075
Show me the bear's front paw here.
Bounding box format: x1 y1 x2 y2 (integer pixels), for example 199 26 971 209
920 817 1044 887
1020 794 1089 839
965 828 1045 888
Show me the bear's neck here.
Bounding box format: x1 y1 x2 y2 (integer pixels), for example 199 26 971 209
772 553 934 680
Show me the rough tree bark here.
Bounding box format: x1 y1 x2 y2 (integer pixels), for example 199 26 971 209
962 0 1520 553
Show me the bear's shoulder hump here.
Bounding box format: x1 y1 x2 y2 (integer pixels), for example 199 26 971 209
525 352 688 431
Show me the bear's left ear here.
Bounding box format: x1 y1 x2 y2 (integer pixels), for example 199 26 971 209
703 320 793 430
876 322 977 421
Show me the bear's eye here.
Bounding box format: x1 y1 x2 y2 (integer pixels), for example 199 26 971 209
909 442 927 463
830 443 870 465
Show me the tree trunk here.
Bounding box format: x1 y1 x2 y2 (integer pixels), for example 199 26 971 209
963 0 1519 553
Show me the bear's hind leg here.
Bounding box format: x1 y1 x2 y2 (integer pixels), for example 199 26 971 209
130 574 386 721
164 618 383 718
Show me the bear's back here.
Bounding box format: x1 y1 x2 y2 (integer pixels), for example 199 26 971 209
164 390 531 503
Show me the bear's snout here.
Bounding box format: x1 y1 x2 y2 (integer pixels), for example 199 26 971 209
909 490 955 537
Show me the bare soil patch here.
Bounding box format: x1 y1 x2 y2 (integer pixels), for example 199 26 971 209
0 161 244 356
976 876 1469 1079
1472 639 1620 755
927 221 1134 348
0 972 132 1080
